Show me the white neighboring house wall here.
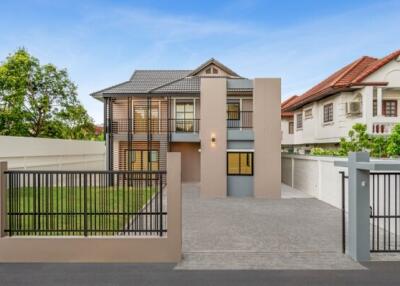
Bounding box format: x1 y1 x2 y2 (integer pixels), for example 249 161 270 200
281 117 294 146
284 57 400 148
282 153 399 234
0 136 106 170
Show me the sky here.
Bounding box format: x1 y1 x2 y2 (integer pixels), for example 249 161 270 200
1 0 400 123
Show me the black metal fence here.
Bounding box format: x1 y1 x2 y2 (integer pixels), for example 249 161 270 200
340 171 400 253
5 170 167 237
227 111 253 129
370 172 400 252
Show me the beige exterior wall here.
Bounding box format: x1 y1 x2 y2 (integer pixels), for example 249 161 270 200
0 136 105 170
0 153 182 262
200 78 227 198
170 143 200 183
253 78 281 199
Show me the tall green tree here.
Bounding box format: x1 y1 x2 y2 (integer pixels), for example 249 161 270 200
0 48 96 139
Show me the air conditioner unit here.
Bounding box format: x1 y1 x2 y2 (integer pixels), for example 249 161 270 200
346 101 362 115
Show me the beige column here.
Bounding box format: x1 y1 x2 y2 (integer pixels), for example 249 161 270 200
253 78 281 199
166 152 182 261
0 162 7 237
200 77 227 198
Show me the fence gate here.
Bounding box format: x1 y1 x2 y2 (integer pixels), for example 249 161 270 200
340 171 400 253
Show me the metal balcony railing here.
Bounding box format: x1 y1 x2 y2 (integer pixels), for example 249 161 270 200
108 119 200 134
227 111 253 129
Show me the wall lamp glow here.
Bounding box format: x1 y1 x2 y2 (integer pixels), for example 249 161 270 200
211 133 216 146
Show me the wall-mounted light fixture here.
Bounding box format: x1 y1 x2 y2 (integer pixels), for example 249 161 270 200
211 133 216 146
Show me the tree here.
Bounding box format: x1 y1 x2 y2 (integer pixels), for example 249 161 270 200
0 48 97 139
387 124 400 157
339 123 371 155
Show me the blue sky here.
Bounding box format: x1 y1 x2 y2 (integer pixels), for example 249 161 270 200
1 0 400 123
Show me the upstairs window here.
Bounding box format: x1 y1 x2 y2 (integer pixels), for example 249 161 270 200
176 102 194 132
304 108 312 119
227 102 240 120
288 121 294 134
296 113 303 130
383 100 397 117
323 103 334 123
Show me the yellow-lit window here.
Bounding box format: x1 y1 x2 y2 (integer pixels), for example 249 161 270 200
227 152 253 176
227 153 240 174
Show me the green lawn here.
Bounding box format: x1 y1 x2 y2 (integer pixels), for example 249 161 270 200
7 185 158 236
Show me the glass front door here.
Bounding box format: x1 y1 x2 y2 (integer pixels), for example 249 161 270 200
126 150 159 171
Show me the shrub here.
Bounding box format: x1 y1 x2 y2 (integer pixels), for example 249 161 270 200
370 136 388 158
387 123 400 157
310 147 341 156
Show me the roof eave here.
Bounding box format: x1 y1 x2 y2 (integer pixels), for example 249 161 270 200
284 87 355 112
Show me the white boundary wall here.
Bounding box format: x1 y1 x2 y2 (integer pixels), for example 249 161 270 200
0 136 105 170
282 154 347 208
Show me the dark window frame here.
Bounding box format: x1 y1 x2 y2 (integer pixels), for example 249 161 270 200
296 113 303 130
175 101 194 132
383 100 397 117
288 121 294 134
323 103 334 123
227 152 254 176
227 102 241 120
373 99 398 117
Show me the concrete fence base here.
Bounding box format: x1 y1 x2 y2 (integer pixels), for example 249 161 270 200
0 153 182 263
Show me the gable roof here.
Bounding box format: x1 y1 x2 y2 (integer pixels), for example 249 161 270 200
353 49 400 82
284 49 400 111
91 58 242 98
187 58 240 77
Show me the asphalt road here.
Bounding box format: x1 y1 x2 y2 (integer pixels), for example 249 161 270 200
1 262 400 286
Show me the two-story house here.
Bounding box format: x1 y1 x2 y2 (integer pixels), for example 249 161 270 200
91 59 281 198
282 49 400 152
281 95 297 151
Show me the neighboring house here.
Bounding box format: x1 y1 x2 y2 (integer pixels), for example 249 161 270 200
91 58 281 198
94 125 104 136
282 49 400 152
281 95 297 151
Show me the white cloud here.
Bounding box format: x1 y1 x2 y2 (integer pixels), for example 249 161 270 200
1 1 399 123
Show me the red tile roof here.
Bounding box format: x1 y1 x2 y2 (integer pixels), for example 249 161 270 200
281 95 298 118
353 49 400 83
283 49 400 111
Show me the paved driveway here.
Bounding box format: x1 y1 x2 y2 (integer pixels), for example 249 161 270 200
177 183 363 270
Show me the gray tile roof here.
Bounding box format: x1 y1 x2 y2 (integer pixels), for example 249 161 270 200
91 60 251 98
152 77 200 93
91 70 192 96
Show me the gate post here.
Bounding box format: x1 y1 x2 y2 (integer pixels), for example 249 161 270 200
347 152 370 262
0 162 7 237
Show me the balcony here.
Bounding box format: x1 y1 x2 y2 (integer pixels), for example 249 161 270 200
227 111 254 140
372 122 396 135
227 111 253 129
109 119 200 141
